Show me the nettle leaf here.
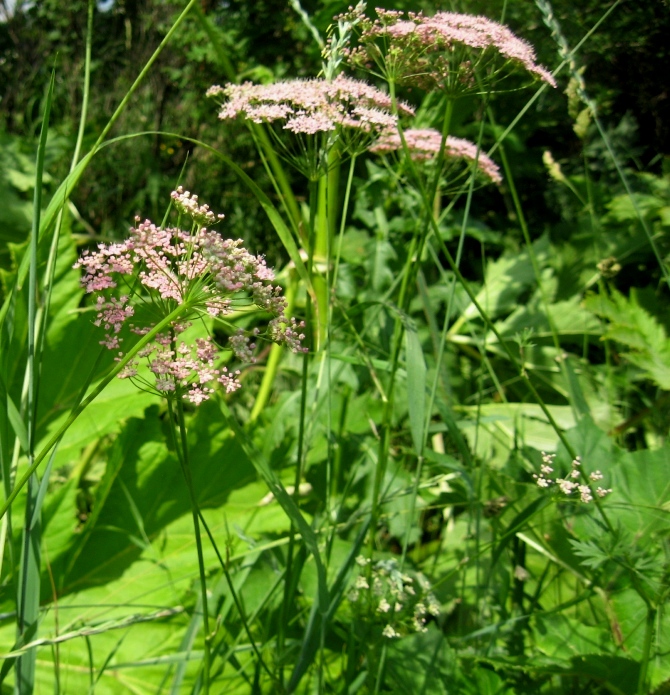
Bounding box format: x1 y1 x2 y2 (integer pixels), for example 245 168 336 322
584 289 670 389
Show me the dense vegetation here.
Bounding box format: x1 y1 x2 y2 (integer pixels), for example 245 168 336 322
1 1 669 693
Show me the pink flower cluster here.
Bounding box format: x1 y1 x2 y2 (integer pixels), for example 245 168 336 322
74 192 306 404
533 452 612 503
369 128 502 184
341 8 556 93
207 75 413 137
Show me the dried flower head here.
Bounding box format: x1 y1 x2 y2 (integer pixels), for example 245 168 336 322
208 75 414 176
75 192 306 404
340 7 556 95
369 128 502 185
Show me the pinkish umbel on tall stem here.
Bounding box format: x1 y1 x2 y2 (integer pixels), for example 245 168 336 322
74 188 306 405
207 75 414 178
369 128 502 185
339 7 556 95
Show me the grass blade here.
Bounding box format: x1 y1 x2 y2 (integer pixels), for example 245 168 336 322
14 67 56 695
405 323 427 457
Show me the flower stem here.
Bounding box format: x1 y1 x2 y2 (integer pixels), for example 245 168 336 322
168 395 211 694
637 604 656 695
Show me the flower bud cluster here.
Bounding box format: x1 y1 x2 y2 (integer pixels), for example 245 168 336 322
533 452 612 503
75 192 306 404
171 186 225 227
347 556 440 639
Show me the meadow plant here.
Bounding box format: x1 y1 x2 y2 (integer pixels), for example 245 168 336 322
2 1 668 694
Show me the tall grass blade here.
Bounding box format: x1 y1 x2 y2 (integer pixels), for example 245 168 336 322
15 67 55 695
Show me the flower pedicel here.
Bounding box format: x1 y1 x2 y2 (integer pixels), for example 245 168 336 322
74 188 306 405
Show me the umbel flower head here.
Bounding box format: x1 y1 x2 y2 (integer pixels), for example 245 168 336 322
369 128 502 185
340 7 557 95
207 75 414 177
74 188 306 405
533 452 612 503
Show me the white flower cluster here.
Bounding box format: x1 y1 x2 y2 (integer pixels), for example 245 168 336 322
348 556 440 639
533 452 612 502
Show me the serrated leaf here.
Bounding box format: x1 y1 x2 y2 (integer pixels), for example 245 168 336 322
584 290 670 389
568 539 610 569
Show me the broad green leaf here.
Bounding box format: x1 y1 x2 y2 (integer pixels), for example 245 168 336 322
460 236 549 324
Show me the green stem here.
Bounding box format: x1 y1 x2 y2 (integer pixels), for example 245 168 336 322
168 395 211 694
312 148 339 351
637 605 656 695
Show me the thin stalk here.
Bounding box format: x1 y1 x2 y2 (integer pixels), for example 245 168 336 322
248 123 303 235
369 91 454 563
92 0 198 150
195 510 279 688
278 180 318 686
72 0 93 168
637 605 656 695
168 395 211 694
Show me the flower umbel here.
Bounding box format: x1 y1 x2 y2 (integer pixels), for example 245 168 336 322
341 8 556 95
75 192 306 404
208 75 414 176
533 452 612 502
369 128 502 185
